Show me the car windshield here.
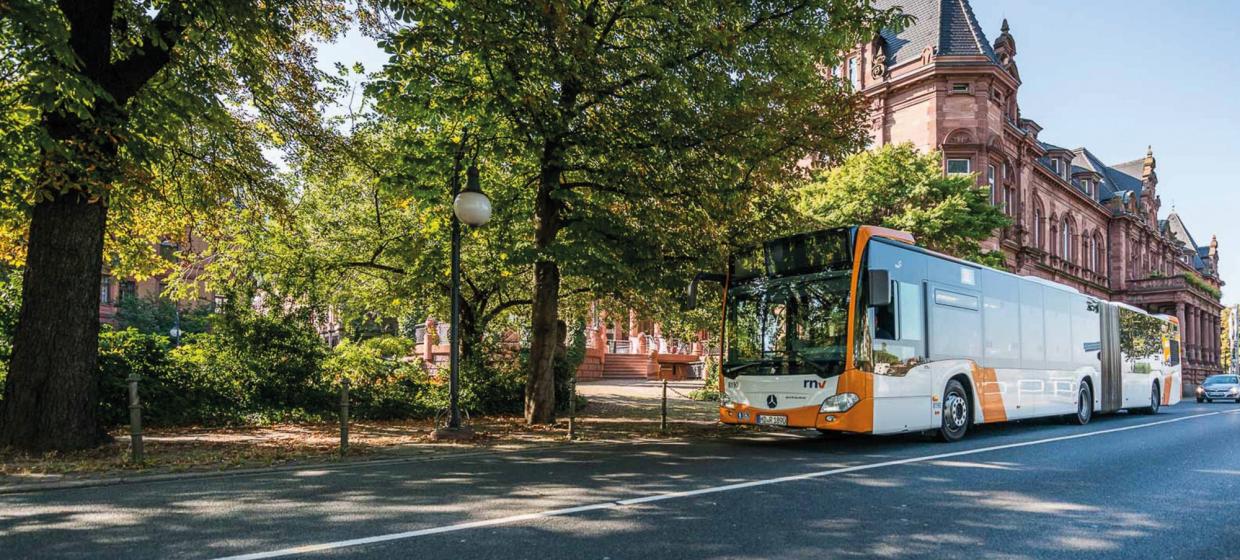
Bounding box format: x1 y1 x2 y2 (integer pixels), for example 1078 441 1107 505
726 272 851 377
1204 375 1239 385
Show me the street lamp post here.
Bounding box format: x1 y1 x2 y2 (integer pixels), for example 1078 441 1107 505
433 140 492 441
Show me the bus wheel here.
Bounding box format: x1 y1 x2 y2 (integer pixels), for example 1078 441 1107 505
937 380 970 442
1069 381 1093 425
1143 383 1161 415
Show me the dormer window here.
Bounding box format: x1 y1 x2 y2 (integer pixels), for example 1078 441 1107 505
1081 179 1093 196
1049 159 1060 175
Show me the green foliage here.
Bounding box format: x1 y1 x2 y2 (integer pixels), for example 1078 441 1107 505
689 353 722 402
97 327 248 426
797 143 1012 266
0 267 19 398
372 0 906 286
323 336 433 419
554 319 588 411
196 305 334 418
371 1 911 417
1223 307 1234 373
1183 272 1222 300
0 1 355 276
115 294 211 336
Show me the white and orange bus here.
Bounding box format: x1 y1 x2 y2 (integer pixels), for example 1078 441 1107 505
702 226 1181 441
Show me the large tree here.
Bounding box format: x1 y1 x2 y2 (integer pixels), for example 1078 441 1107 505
0 0 348 451
373 0 906 423
797 143 1011 266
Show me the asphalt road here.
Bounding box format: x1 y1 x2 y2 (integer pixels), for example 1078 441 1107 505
3 403 1240 560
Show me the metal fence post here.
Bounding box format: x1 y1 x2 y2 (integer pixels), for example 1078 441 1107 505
661 379 668 433
339 378 350 457
568 370 577 441
127 373 144 464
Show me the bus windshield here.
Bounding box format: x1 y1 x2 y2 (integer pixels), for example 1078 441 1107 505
726 272 851 377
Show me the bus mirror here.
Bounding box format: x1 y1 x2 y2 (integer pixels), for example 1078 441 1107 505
868 269 892 307
684 273 726 310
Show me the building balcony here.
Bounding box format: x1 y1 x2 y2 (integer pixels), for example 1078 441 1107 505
1127 275 1219 302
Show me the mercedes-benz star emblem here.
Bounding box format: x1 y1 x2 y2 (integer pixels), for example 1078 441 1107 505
766 394 778 408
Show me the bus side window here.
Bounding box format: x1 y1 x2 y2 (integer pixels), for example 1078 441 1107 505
874 282 925 372
874 286 897 340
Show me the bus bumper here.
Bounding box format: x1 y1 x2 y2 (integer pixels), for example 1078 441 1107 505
719 398 873 434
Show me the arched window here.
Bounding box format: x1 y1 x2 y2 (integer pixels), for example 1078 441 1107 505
1033 206 1044 249
1061 218 1073 263
1085 233 1101 271
1093 232 1106 274
1049 214 1059 257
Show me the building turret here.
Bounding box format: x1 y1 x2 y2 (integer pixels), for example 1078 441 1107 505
993 19 1019 80
1210 235 1220 274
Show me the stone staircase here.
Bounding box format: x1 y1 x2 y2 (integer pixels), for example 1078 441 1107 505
601 353 652 379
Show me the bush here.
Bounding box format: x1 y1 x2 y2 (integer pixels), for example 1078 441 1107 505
98 327 243 426
324 336 433 419
97 307 336 427
690 353 721 402
431 350 527 417
201 307 334 419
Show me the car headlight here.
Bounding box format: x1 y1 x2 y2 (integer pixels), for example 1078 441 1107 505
1229 387 1239 395
820 392 860 413
1197 386 1205 394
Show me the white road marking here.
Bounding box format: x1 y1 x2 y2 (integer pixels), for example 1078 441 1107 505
214 410 1238 560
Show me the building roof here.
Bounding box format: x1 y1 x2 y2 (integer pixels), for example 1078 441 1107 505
1166 212 1208 271
875 0 999 66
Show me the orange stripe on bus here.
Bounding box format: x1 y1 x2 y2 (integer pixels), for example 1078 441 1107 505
971 365 1007 423
1162 376 1172 406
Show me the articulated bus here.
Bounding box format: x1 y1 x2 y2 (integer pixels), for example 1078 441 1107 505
710 226 1181 441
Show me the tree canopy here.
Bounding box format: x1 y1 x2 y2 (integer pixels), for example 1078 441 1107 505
0 0 354 451
371 0 910 422
797 143 1011 266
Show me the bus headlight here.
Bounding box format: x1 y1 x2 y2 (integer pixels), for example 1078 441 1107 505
820 393 859 413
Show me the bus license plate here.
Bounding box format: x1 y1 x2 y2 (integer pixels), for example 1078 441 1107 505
756 415 787 426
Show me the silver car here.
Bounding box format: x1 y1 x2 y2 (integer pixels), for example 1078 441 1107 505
1196 374 1240 403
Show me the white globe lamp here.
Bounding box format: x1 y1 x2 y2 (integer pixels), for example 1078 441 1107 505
453 165 492 227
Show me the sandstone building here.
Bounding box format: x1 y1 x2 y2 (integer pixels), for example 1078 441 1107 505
851 0 1224 388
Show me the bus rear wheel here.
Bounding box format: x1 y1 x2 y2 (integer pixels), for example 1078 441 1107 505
1069 381 1092 425
937 380 970 442
1142 383 1161 415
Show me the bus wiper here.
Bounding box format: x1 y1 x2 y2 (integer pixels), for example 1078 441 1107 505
789 349 836 377
724 360 776 378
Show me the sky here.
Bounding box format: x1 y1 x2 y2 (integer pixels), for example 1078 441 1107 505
967 0 1240 305
316 0 1240 305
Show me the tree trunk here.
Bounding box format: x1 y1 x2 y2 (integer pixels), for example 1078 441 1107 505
0 192 108 451
526 260 560 423
525 141 564 425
